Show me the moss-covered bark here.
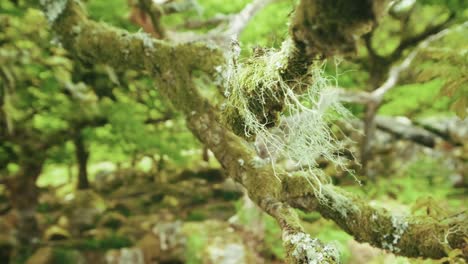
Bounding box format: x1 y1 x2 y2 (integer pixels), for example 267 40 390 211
39 0 468 262
283 178 468 260
291 0 387 58
4 146 46 246
223 0 389 138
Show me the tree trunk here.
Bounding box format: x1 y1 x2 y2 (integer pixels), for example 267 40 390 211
360 101 378 180
73 131 90 190
202 147 209 162
6 158 44 247
360 60 390 180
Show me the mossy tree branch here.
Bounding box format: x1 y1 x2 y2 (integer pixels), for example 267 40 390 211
223 0 389 137
283 180 468 260
38 0 468 262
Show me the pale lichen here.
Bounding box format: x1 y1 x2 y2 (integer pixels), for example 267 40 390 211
249 156 269 169
285 232 340 264
321 184 360 218
223 39 353 197
133 31 155 56
40 0 69 23
382 214 409 253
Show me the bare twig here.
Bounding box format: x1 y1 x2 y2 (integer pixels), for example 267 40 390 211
225 0 274 39
389 13 456 62
176 14 232 30
168 0 274 45
375 116 436 148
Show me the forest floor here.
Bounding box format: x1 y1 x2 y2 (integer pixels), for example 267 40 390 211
1 147 465 264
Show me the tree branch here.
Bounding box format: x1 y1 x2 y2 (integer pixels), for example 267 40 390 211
284 182 468 260
358 20 468 177
46 0 223 75
225 0 274 39
290 0 388 59
168 0 274 45
375 116 436 148
222 0 389 136
176 14 231 30
388 13 456 63
371 21 468 102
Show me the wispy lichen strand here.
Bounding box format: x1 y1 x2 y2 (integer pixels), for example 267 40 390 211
223 39 353 197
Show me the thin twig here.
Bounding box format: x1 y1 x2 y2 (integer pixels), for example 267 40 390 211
371 21 468 101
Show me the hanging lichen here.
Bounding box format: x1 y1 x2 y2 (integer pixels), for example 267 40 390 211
222 39 354 200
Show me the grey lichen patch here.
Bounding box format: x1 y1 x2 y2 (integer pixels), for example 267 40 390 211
249 156 270 169
284 232 340 264
133 31 155 56
71 25 81 35
320 184 360 218
381 214 409 253
40 0 69 23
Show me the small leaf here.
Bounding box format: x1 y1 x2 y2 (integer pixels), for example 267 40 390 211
451 97 467 119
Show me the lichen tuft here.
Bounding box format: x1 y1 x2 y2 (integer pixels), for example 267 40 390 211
284 232 340 264
40 0 69 23
223 39 354 196
382 214 409 253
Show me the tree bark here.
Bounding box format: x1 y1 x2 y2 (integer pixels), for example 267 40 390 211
5 152 45 247
73 130 90 190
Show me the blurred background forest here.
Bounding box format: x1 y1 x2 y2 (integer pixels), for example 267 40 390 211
0 0 467 263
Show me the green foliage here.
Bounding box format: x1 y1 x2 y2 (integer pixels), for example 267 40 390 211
0 7 77 132
1 0 202 185
87 0 135 29
379 80 451 118
185 231 207 264
52 248 82 264
416 28 468 118
76 235 133 250
335 0 467 119
346 155 461 208
420 0 468 16
240 0 293 49
263 214 285 259
186 209 207 221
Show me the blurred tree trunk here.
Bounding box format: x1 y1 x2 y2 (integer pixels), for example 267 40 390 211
6 148 45 247
73 130 90 190
359 36 391 180
67 162 73 183
202 147 209 162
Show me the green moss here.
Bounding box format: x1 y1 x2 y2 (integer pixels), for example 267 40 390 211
40 0 68 23
52 248 81 264
291 0 385 57
263 214 286 260
185 232 207 264
73 235 132 250
186 210 207 221
283 231 340 263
